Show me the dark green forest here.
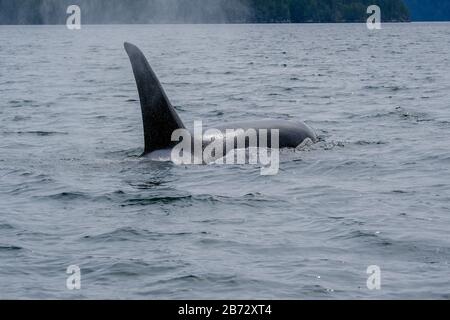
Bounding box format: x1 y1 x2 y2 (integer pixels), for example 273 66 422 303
404 0 450 21
0 0 411 24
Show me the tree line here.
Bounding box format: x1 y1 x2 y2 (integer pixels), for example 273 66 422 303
403 0 450 21
0 0 410 24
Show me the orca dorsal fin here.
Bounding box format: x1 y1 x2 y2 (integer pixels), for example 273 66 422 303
124 42 185 155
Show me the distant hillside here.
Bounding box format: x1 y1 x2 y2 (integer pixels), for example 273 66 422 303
0 0 410 24
404 0 450 21
286 0 409 23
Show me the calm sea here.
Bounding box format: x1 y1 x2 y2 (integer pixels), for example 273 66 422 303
0 23 449 299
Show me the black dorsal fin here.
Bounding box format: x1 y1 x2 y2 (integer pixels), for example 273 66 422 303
124 42 185 155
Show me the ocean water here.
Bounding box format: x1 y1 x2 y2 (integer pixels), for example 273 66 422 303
0 23 449 299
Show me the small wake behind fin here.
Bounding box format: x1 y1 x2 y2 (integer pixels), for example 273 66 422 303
124 42 185 155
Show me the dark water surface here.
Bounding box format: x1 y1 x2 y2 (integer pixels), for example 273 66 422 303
0 23 449 299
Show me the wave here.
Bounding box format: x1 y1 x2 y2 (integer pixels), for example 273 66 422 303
3 131 69 137
0 245 23 251
82 227 209 242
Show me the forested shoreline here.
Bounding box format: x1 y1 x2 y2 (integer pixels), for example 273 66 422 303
404 0 450 21
0 0 411 24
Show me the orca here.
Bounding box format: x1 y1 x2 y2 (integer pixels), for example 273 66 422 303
124 42 317 159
